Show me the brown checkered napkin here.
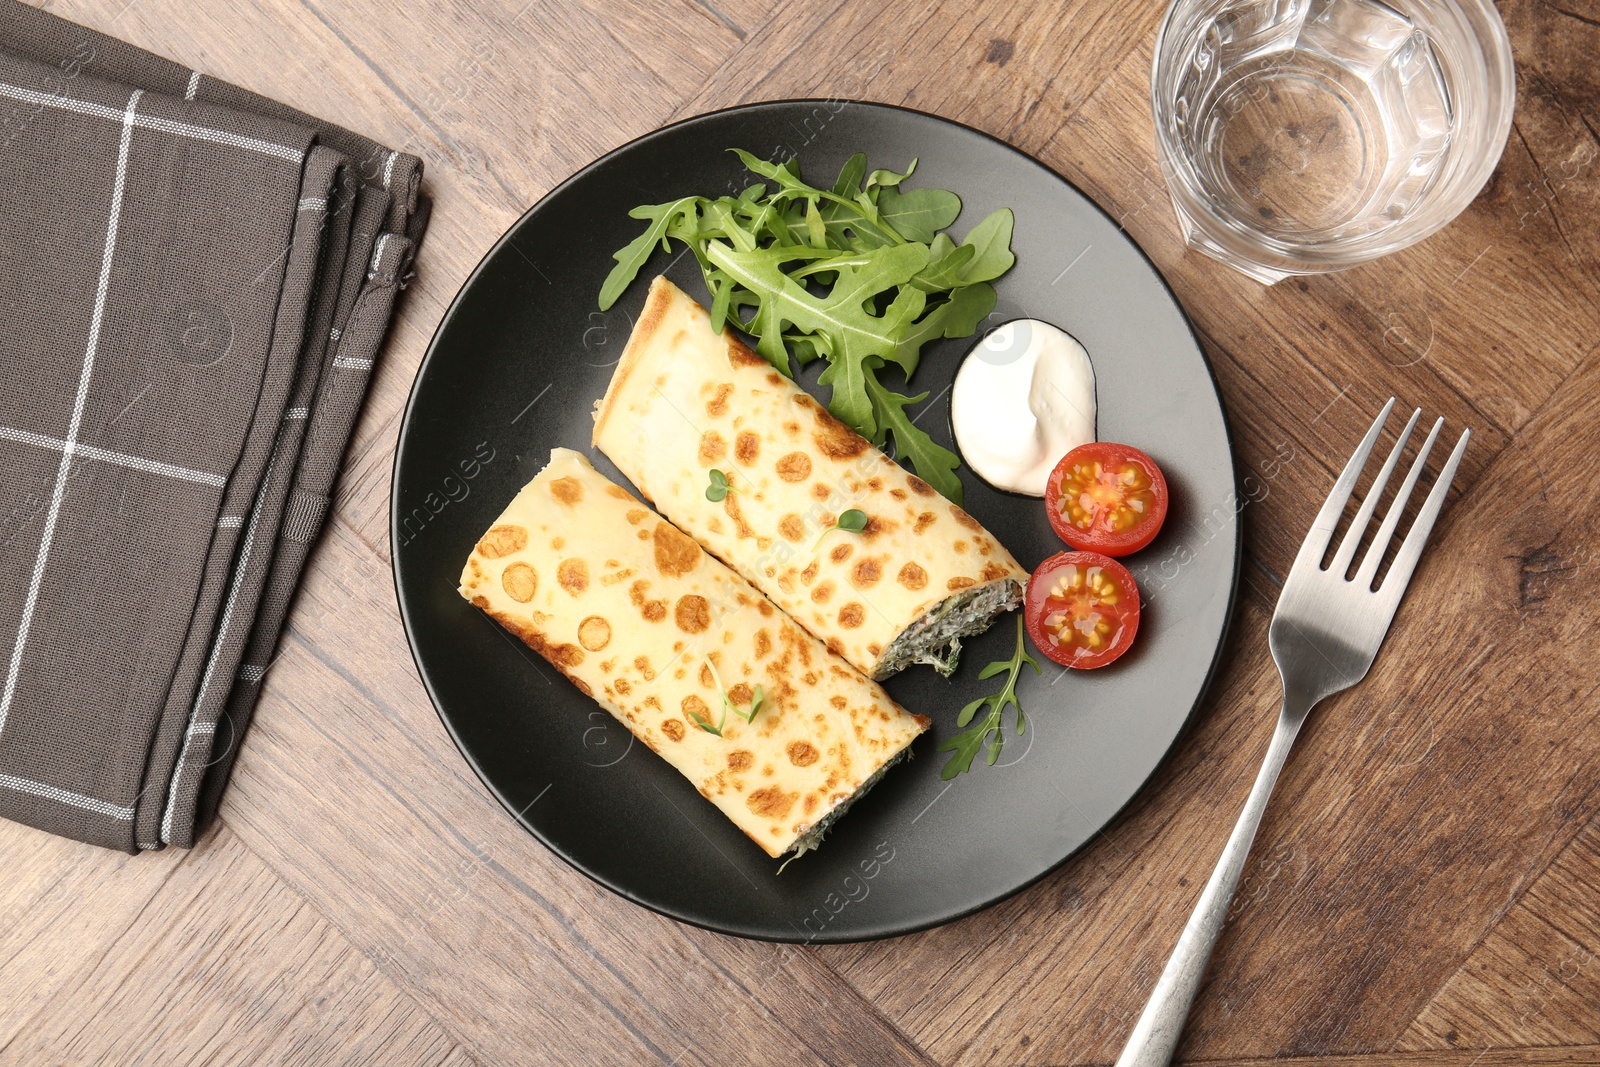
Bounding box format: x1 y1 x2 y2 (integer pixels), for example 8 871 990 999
0 0 427 852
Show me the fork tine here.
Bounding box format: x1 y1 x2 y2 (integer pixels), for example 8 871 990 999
1376 427 1470 597
1329 407 1421 576
1356 415 1443 587
1290 397 1396 575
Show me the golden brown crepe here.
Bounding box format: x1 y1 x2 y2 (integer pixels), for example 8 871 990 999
459 448 930 859
593 276 1028 679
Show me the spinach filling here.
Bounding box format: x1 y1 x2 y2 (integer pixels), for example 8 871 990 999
874 579 1023 680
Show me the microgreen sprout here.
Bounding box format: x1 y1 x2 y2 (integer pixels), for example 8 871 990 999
705 468 731 502
812 508 868 550
688 655 766 737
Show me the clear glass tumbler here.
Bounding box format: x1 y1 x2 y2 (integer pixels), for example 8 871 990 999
1151 0 1515 283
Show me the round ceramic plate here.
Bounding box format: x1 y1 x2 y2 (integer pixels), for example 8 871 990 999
393 101 1237 943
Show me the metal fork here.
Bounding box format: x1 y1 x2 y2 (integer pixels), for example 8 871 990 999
1115 398 1470 1067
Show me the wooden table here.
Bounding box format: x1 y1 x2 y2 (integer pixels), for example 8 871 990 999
6 0 1599 1063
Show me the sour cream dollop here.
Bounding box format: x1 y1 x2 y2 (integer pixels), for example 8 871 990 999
950 319 1096 496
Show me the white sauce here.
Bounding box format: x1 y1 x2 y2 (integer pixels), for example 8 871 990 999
950 319 1096 496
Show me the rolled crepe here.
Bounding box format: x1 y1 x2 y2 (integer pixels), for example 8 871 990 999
593 277 1028 679
459 448 930 859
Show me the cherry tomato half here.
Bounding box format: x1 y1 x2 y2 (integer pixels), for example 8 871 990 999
1024 551 1140 669
1044 442 1169 556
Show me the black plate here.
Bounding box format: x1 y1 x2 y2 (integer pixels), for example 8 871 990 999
393 101 1238 943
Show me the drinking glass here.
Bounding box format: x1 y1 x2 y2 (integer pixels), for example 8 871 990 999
1151 0 1515 283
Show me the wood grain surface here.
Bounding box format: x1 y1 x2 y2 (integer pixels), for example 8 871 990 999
5 0 1599 1063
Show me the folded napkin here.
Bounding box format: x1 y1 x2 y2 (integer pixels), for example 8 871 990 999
0 0 426 852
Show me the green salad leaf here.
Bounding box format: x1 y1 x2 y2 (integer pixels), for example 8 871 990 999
865 375 964 501
703 239 929 386
598 197 699 312
874 185 962 243
938 616 1041 779
598 150 1019 505
954 207 1017 284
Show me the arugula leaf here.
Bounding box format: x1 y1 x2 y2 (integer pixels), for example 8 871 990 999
785 334 824 366
957 208 1016 284
876 185 962 242
864 157 917 191
815 197 898 250
864 374 964 504
938 617 1041 779
910 233 977 291
883 283 997 379
803 198 827 247
707 269 735 335
728 149 802 190
831 153 867 197
705 239 928 387
731 149 909 249
598 196 699 310
700 198 759 253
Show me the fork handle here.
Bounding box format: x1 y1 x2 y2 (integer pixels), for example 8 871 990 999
1115 710 1304 1067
